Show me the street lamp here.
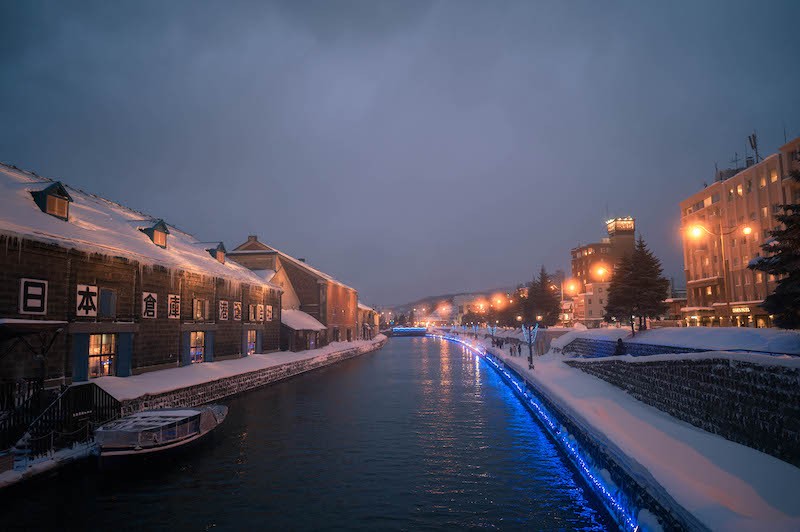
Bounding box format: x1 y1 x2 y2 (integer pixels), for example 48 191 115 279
685 222 753 326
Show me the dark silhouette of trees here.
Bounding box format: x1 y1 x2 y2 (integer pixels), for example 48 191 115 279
605 237 669 334
749 170 800 329
525 266 561 326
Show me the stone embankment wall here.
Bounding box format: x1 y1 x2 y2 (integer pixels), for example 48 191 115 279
566 357 800 467
562 337 704 358
120 337 387 415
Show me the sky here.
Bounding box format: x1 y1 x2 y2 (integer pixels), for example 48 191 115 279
2 1 799 306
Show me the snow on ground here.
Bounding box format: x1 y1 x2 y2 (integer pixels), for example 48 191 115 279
94 336 386 401
548 326 800 355
577 350 800 368
480 340 800 531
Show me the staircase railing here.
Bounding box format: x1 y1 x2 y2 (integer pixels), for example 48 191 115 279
15 382 121 463
0 378 46 451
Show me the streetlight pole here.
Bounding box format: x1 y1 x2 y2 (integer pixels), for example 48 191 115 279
688 222 752 327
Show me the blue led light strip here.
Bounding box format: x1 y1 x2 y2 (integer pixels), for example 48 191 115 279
428 334 639 532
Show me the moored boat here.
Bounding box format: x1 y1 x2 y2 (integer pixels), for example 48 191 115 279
94 405 228 464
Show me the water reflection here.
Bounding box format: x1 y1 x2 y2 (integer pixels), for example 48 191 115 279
1 336 611 531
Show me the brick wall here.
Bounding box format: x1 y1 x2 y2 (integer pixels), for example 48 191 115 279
1 236 281 384
566 357 800 466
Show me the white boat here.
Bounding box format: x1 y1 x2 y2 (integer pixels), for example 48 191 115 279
94 405 228 463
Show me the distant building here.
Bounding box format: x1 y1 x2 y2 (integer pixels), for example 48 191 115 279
571 281 610 327
679 137 800 327
0 164 282 389
571 217 636 290
228 236 358 346
357 303 379 340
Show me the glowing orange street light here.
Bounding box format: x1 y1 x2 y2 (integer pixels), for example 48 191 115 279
742 226 753 236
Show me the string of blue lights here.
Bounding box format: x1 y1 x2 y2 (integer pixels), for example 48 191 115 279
428 333 641 532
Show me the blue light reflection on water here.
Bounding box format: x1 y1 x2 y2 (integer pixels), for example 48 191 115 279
431 334 637 531
1 336 613 531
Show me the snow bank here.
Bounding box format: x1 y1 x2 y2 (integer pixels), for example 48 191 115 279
492 346 800 531
549 327 800 355
575 350 800 369
94 336 386 401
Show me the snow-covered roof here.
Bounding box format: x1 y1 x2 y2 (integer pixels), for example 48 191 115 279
280 309 326 331
230 238 356 292
0 163 281 291
357 303 375 312
250 269 277 283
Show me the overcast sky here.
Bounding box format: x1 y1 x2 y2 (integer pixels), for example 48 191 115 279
2 1 799 306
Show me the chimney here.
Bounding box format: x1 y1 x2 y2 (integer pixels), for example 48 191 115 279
247 235 258 242
298 258 306 263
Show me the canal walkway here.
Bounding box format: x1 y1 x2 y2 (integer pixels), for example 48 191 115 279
481 340 800 531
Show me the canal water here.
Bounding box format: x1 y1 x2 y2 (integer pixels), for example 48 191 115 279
3 337 612 531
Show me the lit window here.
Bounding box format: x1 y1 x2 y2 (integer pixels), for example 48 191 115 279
46 195 69 218
759 176 766 188
88 333 117 378
193 299 209 320
31 181 72 220
153 230 166 247
770 169 778 183
737 184 743 196
247 330 256 355
190 331 205 363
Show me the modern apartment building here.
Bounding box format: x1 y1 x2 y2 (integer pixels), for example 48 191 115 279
679 136 800 327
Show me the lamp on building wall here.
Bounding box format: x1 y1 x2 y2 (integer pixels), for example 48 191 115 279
685 222 753 325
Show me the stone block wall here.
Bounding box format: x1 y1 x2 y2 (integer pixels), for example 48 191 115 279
120 337 387 415
566 357 800 466
562 337 703 358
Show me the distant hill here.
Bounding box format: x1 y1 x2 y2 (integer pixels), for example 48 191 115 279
388 285 519 314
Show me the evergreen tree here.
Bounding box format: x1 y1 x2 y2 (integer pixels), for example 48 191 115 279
749 171 800 328
526 265 561 326
604 254 637 334
604 237 669 333
629 236 669 330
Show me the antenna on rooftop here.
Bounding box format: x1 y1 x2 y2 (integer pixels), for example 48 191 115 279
730 151 741 170
783 123 788 144
748 130 760 162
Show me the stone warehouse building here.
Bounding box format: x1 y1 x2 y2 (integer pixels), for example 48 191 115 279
0 163 282 389
680 136 800 327
228 236 358 348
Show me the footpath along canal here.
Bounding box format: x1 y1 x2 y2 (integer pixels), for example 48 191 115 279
2 336 614 531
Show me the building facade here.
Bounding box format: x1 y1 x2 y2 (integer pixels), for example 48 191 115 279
228 236 358 346
0 164 282 389
679 137 800 327
571 281 610 327
571 217 636 289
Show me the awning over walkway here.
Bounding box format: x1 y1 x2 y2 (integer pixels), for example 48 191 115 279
281 309 326 331
0 319 68 341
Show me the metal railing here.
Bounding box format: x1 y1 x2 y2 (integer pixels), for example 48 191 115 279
0 379 45 450
16 382 121 461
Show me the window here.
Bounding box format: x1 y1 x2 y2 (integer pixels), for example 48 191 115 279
588 298 592 305
749 212 756 221
31 182 73 220
249 304 256 321
599 298 604 304
46 195 69 218
761 206 768 219
89 333 116 378
153 230 167 247
193 299 209 320
190 331 205 363
746 180 752 193
733 257 739 266
756 272 763 283
736 184 743 197
770 169 778 183
99 288 116 318
140 219 169 248
247 330 256 355
759 176 766 188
